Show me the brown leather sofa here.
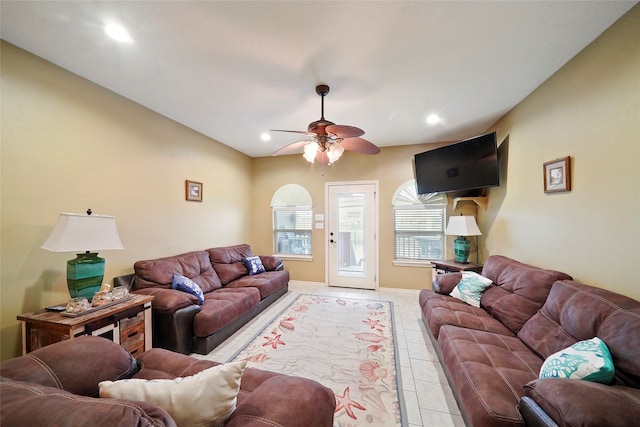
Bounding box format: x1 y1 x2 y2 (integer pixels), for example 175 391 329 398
114 244 288 355
420 255 640 426
0 336 336 426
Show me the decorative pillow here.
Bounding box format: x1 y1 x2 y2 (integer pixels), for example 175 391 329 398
449 271 493 307
171 274 204 305
242 256 266 276
99 361 247 427
539 337 615 384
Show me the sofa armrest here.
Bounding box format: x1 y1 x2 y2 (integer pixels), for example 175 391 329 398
132 288 199 314
519 397 558 427
432 272 462 294
226 375 336 427
259 255 284 271
524 378 640 426
113 273 135 291
1 378 176 427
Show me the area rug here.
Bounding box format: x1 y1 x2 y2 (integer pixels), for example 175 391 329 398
229 294 405 427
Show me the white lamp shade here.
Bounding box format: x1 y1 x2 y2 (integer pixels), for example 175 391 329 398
41 212 124 252
445 215 482 236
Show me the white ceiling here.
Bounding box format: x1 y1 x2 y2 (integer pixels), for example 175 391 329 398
1 1 635 158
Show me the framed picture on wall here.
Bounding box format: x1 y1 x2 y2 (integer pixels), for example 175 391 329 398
543 157 571 193
186 180 203 202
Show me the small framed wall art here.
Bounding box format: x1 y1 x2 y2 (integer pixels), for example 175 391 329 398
185 180 203 202
543 157 571 193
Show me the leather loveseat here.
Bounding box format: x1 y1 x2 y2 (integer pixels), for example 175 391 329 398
0 336 336 426
115 244 288 355
420 255 640 426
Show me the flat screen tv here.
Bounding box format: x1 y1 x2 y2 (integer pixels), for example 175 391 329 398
414 131 499 195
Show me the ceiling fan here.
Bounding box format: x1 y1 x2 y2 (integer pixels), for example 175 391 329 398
271 84 380 165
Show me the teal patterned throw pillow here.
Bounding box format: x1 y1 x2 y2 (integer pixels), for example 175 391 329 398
539 337 615 384
449 272 493 307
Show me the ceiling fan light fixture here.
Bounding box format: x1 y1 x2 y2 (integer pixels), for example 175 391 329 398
327 143 344 164
272 84 380 165
303 143 318 163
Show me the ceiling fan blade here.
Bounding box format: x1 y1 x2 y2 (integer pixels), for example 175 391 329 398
272 140 314 156
340 137 381 154
325 124 364 138
270 129 314 135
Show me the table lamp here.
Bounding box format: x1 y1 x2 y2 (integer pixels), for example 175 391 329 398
41 209 124 299
445 215 481 264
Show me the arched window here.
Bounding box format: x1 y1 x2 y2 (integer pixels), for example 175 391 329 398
271 184 313 256
392 180 447 261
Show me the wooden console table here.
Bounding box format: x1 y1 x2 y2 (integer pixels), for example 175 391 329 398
431 260 483 274
17 294 153 356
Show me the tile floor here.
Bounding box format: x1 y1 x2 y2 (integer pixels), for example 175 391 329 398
192 281 465 427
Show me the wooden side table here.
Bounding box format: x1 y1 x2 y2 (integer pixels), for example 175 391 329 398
431 260 483 274
17 294 153 356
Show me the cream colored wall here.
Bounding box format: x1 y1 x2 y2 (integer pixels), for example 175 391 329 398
0 41 253 360
251 143 464 290
483 5 640 299
1 4 638 361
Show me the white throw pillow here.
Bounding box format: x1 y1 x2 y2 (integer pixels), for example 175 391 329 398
449 271 493 307
99 360 247 427
539 337 615 384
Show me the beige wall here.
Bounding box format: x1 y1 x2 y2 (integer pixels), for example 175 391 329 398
1 41 253 360
483 5 639 299
251 143 462 290
1 4 638 361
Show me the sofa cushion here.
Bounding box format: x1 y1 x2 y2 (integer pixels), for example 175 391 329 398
206 244 252 285
0 336 137 397
480 255 572 334
438 325 543 427
134 251 222 294
226 270 290 299
259 255 283 271
243 256 266 276
518 280 640 388
539 337 614 384
193 288 261 337
99 361 247 427
0 377 176 427
419 289 514 338
172 274 205 305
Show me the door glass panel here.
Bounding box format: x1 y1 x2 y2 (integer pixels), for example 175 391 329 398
338 192 365 276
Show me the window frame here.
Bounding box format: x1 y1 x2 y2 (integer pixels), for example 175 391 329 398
392 180 447 263
271 184 313 258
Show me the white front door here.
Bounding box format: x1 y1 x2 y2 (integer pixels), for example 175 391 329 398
326 181 378 289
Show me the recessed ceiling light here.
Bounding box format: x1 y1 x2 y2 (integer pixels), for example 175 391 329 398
426 114 441 125
105 23 133 43
260 133 271 141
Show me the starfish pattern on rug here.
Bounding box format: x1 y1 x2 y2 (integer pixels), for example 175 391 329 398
335 386 367 420
362 317 385 331
262 333 285 349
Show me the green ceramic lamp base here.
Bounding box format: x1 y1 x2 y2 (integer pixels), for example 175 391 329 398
66 252 105 299
453 236 471 264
